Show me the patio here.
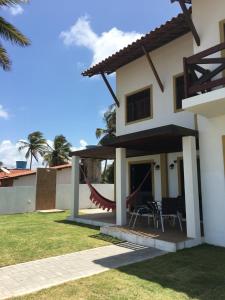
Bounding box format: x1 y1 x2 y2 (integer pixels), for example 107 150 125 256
72 209 200 252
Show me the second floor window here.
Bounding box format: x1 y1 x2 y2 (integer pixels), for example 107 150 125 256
126 87 152 123
174 74 185 112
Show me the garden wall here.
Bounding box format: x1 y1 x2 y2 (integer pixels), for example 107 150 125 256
56 184 115 210
0 186 36 215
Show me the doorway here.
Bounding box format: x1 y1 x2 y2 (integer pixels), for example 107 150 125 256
130 162 153 204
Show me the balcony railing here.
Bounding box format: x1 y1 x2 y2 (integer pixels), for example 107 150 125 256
184 42 225 98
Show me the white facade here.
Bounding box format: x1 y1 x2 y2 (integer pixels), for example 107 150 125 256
180 0 225 247
116 33 195 136
68 0 225 249
192 0 225 53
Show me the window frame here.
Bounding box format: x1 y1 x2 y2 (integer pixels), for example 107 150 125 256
125 85 153 125
173 72 185 113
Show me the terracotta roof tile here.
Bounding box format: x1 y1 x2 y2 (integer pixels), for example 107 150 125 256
0 169 36 180
82 10 191 77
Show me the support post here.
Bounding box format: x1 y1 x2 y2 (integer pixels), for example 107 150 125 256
178 0 200 46
116 148 127 226
101 72 120 107
71 155 80 219
182 136 201 238
142 46 164 92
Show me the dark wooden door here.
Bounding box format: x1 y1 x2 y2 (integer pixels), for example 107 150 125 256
130 162 153 196
36 168 56 210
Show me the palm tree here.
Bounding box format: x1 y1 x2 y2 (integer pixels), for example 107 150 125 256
18 131 47 170
96 104 116 179
96 104 116 145
0 0 30 70
43 135 72 167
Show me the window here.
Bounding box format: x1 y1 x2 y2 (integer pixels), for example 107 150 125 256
126 87 152 123
174 74 185 112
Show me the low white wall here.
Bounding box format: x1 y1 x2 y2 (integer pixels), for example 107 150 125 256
0 186 36 215
13 174 36 187
56 184 114 210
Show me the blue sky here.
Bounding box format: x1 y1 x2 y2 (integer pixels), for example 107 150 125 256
0 0 181 166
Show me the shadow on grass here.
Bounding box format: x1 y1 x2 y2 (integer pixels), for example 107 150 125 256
93 244 225 300
54 219 100 230
89 233 122 245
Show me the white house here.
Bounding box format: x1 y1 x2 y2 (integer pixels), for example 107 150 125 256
69 0 225 251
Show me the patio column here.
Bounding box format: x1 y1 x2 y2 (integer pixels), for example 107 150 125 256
182 136 201 239
71 155 80 219
116 148 127 226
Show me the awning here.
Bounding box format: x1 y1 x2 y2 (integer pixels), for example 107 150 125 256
71 125 198 159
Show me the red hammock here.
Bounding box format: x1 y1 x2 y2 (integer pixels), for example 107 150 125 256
82 168 151 212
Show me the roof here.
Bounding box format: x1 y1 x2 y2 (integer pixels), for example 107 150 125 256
71 125 198 158
82 10 191 77
0 169 36 180
0 164 72 181
50 164 71 170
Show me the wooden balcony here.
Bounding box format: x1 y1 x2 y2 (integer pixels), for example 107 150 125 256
184 42 225 98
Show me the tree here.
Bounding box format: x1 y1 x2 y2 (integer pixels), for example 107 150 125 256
96 104 116 181
18 131 47 170
43 135 72 167
0 0 30 70
96 104 116 144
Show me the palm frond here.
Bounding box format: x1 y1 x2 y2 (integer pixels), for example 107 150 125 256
0 0 25 7
96 128 108 139
0 16 30 46
0 45 10 70
25 148 30 160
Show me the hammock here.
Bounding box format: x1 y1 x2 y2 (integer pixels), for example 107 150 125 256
81 167 151 212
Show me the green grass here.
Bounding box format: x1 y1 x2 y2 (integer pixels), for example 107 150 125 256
17 245 225 300
0 211 119 267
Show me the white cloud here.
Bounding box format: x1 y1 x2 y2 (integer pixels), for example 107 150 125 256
0 105 9 120
0 139 89 169
8 5 24 16
0 140 29 168
71 139 88 152
60 15 142 66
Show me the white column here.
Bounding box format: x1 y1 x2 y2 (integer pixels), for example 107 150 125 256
71 155 80 219
116 148 127 226
182 136 201 239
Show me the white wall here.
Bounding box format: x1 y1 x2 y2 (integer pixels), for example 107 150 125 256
56 184 114 210
116 33 195 136
56 168 71 185
168 152 181 198
192 0 225 53
198 114 225 247
0 186 36 215
13 174 36 187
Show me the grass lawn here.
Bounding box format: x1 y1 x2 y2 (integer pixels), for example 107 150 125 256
16 245 225 300
0 211 119 267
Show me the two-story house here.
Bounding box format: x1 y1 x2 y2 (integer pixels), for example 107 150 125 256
69 0 225 251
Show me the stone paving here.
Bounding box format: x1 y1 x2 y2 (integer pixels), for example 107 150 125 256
0 243 165 299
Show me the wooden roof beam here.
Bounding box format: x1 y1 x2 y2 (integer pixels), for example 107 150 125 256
173 0 200 46
142 45 164 93
100 72 120 107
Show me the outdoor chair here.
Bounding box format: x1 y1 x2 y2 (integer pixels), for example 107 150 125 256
129 193 159 228
159 197 183 233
